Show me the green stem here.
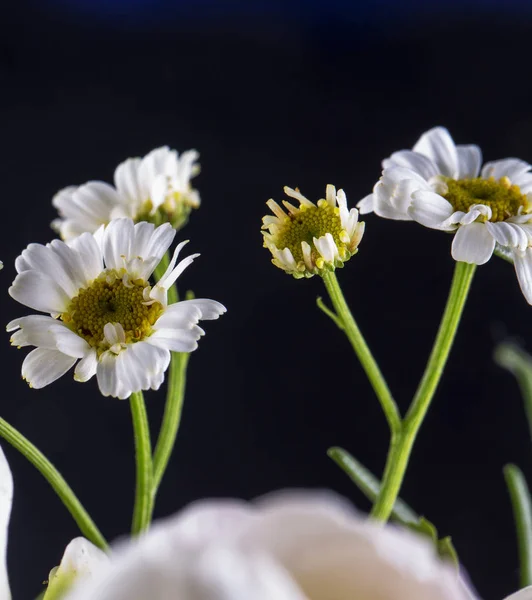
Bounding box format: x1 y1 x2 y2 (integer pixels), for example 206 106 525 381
504 464 532 588
371 261 476 521
153 351 190 493
321 270 401 435
494 343 532 442
0 417 107 549
130 391 153 534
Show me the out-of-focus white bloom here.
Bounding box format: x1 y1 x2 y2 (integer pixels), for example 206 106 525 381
359 127 532 302
262 185 364 278
52 147 200 241
506 588 532 600
8 218 225 399
64 491 475 600
44 538 108 600
0 445 12 600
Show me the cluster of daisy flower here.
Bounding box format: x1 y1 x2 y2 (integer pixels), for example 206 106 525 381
8 146 225 399
5 127 532 600
263 126 532 305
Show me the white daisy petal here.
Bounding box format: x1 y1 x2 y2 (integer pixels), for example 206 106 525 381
147 328 202 353
22 348 77 389
8 315 72 349
481 158 532 181
74 350 98 382
174 299 227 320
15 242 81 297
52 182 122 241
456 145 482 179
0 445 13 600
96 352 124 399
513 249 532 304
313 234 338 263
118 342 170 393
114 157 143 208
451 222 496 265
67 232 105 282
408 191 455 230
486 222 529 250
152 302 203 330
382 150 439 180
412 126 459 178
9 271 71 314
356 193 374 214
136 222 175 265
103 219 134 270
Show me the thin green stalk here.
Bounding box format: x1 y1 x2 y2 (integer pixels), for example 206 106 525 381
494 343 532 442
0 417 107 549
321 270 401 435
130 391 153 534
371 261 476 521
504 464 532 588
153 351 189 493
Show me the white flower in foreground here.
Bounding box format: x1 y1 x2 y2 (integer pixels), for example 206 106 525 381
44 538 108 599
64 490 475 600
52 146 201 241
506 588 532 600
0 445 12 599
358 127 532 300
262 185 365 278
8 218 225 399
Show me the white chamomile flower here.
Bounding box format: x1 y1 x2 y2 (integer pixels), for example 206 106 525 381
52 146 201 241
358 127 532 301
8 218 226 399
262 185 365 278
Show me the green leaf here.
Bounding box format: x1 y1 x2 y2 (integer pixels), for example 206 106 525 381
494 342 532 442
328 446 459 567
504 464 532 587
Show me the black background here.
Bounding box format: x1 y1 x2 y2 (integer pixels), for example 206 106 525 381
3 1 532 598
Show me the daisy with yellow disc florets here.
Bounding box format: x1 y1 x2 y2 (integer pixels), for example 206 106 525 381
52 146 200 241
262 185 365 278
358 126 532 302
8 218 225 399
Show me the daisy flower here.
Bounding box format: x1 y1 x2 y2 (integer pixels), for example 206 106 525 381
52 146 200 241
358 127 532 300
262 185 365 278
8 218 225 399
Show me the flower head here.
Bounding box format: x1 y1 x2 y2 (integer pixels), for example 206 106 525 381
8 218 226 399
52 146 201 241
358 126 532 301
63 490 476 600
262 185 364 278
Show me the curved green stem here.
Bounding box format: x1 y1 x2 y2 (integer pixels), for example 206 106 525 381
0 417 107 549
371 261 476 521
321 270 401 435
153 351 190 493
504 464 532 588
130 391 153 534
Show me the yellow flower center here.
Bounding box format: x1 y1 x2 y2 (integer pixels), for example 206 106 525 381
443 176 530 222
274 201 345 264
61 273 163 349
